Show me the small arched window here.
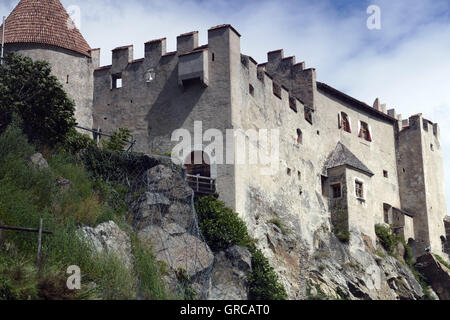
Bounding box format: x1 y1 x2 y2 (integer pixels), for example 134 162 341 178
338 112 351 133
359 121 372 142
296 129 303 144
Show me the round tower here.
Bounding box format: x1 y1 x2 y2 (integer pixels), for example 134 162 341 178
0 0 100 129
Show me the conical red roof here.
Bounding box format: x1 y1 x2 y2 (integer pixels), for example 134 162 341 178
0 0 91 56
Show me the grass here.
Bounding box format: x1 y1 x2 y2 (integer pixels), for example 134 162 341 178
434 254 450 270
268 218 291 235
0 125 167 300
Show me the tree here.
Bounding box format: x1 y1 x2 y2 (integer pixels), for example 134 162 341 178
0 53 76 146
102 127 132 151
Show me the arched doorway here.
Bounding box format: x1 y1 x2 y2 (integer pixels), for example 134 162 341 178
184 151 211 177
184 151 215 196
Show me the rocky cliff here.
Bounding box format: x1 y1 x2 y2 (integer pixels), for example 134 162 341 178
77 153 447 300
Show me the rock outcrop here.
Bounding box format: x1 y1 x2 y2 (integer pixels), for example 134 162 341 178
415 253 450 300
129 162 214 297
208 245 252 300
29 153 48 169
80 221 133 269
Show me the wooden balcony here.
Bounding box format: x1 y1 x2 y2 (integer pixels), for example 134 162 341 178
186 174 216 196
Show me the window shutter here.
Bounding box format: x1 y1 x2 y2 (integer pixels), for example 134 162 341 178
367 124 373 142
348 115 352 133
338 113 342 129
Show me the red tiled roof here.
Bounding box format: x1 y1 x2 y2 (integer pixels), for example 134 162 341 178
0 0 91 57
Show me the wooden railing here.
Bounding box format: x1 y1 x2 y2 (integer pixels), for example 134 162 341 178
186 174 216 196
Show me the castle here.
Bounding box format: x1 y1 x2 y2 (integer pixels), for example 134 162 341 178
2 0 449 258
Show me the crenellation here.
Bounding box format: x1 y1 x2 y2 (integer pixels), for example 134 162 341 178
267 49 284 63
112 45 134 73
387 108 397 119
177 31 199 54
433 123 440 138
145 38 167 66
7 0 447 263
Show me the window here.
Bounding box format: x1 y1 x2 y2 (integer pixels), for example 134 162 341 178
331 183 342 199
249 84 254 96
383 204 391 223
66 75 69 84
112 74 123 89
287 168 292 176
212 53 215 61
339 112 351 133
304 106 313 125
355 180 364 199
273 82 281 99
296 129 302 144
145 69 155 82
359 121 372 142
298 171 301 180
289 96 297 113
383 170 388 178
431 144 434 151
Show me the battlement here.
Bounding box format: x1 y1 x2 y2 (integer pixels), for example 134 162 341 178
241 54 304 116
253 48 316 110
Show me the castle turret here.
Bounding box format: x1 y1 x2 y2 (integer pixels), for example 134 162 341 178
397 114 448 255
0 0 98 129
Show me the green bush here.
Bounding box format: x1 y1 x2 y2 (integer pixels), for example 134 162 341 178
80 145 156 183
331 207 350 243
0 254 38 300
59 127 95 154
0 53 76 147
195 195 252 251
375 224 397 255
102 127 132 151
247 248 287 300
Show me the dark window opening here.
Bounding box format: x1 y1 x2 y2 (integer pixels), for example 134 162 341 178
249 84 254 96
296 129 303 144
185 151 211 177
298 171 301 180
321 175 328 197
317 130 320 135
383 204 391 224
331 183 342 199
66 75 69 84
287 168 292 176
402 168 406 173
289 96 297 113
431 144 434 151
359 121 372 142
212 53 215 61
273 82 282 99
383 170 388 178
304 106 313 125
355 181 364 199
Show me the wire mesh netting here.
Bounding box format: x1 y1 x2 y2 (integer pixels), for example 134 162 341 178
80 146 214 299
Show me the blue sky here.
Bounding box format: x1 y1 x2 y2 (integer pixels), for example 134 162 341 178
2 0 450 213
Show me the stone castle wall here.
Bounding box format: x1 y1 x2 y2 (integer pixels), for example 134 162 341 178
5 43 98 129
